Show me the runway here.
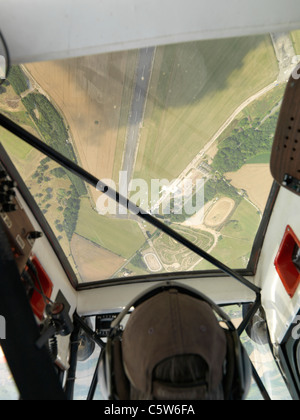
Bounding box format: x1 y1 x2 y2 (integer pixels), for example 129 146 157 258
121 46 155 190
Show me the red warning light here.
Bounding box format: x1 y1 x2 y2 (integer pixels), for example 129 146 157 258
274 225 300 298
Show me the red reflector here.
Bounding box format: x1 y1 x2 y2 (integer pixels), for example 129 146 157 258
274 226 300 298
30 256 53 319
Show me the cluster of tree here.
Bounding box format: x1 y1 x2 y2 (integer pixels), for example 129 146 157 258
50 167 67 178
22 92 87 196
204 178 241 204
63 200 80 240
212 113 278 174
22 92 69 145
62 186 81 241
55 222 64 232
64 169 87 197
53 193 81 241
53 185 80 240
32 157 51 184
7 66 28 95
32 162 81 240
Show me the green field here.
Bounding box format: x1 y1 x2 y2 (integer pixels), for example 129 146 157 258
124 260 150 277
0 127 33 160
75 198 146 259
195 199 261 270
240 84 285 122
0 115 44 181
246 152 271 164
213 83 285 149
134 35 278 184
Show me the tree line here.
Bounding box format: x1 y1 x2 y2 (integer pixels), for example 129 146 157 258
7 66 88 241
211 114 278 174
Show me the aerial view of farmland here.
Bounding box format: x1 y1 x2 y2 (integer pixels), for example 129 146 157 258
1 30 299 282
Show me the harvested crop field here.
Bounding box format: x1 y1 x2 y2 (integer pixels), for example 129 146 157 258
204 197 235 227
25 50 137 201
71 234 125 282
225 164 273 212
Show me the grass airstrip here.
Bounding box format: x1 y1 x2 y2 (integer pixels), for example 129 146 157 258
134 35 278 184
